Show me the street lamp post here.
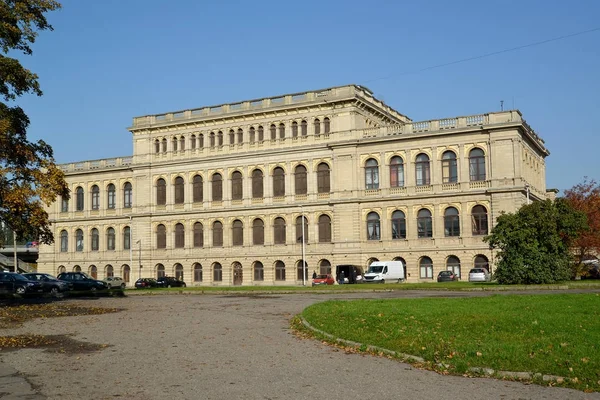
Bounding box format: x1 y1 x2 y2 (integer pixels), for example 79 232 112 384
301 207 306 286
137 240 142 280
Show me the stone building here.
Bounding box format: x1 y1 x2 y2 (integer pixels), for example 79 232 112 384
37 84 551 286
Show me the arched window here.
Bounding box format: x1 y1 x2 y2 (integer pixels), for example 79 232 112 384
190 134 196 149
391 210 406 239
123 182 132 208
417 209 433 238
106 227 116 250
193 263 203 282
318 214 332 243
474 255 489 270
213 263 223 282
257 126 264 141
237 128 243 144
252 169 263 198
193 175 203 203
447 256 461 278
295 165 307 195
229 129 235 144
301 120 307 136
91 185 100 210
154 139 160 153
179 136 185 151
74 265 81 272
270 124 277 140
198 134 204 148
253 218 264 245
161 138 167 152
273 217 286 244
156 264 165 278
231 171 243 200
91 228 99 251
156 178 166 205
172 137 178 152
249 127 256 143
279 123 285 138
209 132 215 147
60 230 68 252
416 153 431 186
175 263 184 281
390 156 404 188
61 196 68 212
273 167 285 197
217 131 223 146
232 220 243 246
58 265 66 274
471 205 488 235
297 260 308 281
367 212 380 240
75 229 84 251
212 173 223 201
254 261 264 281
469 148 486 181
419 256 433 279
365 159 379 189
296 216 308 244
292 121 298 138
76 186 84 211
123 226 131 250
108 183 117 209
319 259 331 275
313 118 320 135
323 117 330 134
89 265 97 279
275 261 286 281
157 224 166 249
442 151 458 183
317 163 330 193
174 176 185 204
123 265 131 283
193 222 203 247
106 265 114 278
213 221 223 247
444 207 460 237
175 223 185 248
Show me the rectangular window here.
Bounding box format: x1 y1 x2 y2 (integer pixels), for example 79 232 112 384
61 198 69 212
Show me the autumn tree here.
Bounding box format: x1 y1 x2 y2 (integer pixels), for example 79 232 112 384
564 178 600 265
0 0 68 251
484 199 587 284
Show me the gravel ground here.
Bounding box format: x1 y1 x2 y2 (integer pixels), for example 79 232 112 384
1 291 599 400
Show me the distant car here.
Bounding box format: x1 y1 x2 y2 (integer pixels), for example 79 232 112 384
156 276 186 288
135 278 158 289
312 274 335 286
468 268 490 282
22 273 72 297
57 272 108 293
0 272 44 297
437 270 459 282
103 276 126 289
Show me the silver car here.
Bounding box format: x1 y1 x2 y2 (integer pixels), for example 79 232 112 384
103 276 126 289
468 268 490 282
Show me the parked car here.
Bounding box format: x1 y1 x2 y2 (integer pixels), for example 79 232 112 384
312 274 335 286
135 278 159 289
437 270 459 282
103 276 126 289
57 272 108 293
156 276 186 288
0 272 44 297
468 268 490 282
22 273 72 296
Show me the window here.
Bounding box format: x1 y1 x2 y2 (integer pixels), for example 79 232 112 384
161 138 167 152
417 209 433 238
91 228 99 251
174 176 184 204
156 179 166 206
76 186 84 211
175 264 184 281
250 127 255 143
258 126 264 141
88 265 96 278
107 184 116 209
213 263 223 282
319 259 331 275
296 216 308 243
213 221 223 247
447 256 461 278
209 132 215 147
198 134 204 148
123 265 131 283
123 182 132 208
419 257 433 279
175 223 185 248
123 226 131 250
273 217 286 244
75 229 83 251
391 210 406 239
301 120 307 136
91 185 100 210
469 148 486 181
314 118 320 135
253 219 264 245
471 205 488 235
179 136 185 151
61 196 68 212
365 159 379 189
237 128 243 144
231 171 243 200
317 163 330 193
323 117 330 134
367 212 380 240
442 151 458 183
212 173 223 201
254 262 264 281
172 137 178 152
415 153 431 186
232 220 243 246
193 175 203 203
156 264 165 278
390 156 404 187
191 134 196 149
157 224 166 249
270 124 276 140
275 261 286 281
474 255 489 270
318 214 332 243
107 227 116 250
273 167 285 197
154 139 160 153
292 121 298 138
193 263 203 282
444 207 460 237
295 165 307 195
106 265 114 278
252 169 263 198
229 129 235 144
279 123 285 138
217 131 223 146
193 222 204 247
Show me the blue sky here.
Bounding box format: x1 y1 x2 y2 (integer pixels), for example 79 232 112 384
16 0 600 192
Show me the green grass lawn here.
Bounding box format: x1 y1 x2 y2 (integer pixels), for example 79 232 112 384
299 293 600 392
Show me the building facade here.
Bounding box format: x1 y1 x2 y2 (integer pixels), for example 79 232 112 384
37 85 551 286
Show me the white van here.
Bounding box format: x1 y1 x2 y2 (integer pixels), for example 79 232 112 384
363 261 405 283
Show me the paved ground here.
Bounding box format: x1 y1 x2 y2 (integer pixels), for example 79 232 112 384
1 290 599 399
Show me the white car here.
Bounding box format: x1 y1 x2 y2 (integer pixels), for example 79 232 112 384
103 276 126 289
468 268 490 282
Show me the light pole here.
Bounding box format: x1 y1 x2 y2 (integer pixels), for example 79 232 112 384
301 206 306 286
136 240 142 280
12 230 17 273
129 216 133 281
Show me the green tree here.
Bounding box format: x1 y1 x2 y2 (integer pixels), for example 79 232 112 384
484 199 587 284
0 0 68 249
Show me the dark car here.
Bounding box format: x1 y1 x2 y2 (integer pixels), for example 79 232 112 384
156 276 186 288
22 273 72 297
0 272 44 297
135 278 159 289
57 272 108 293
437 270 459 282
